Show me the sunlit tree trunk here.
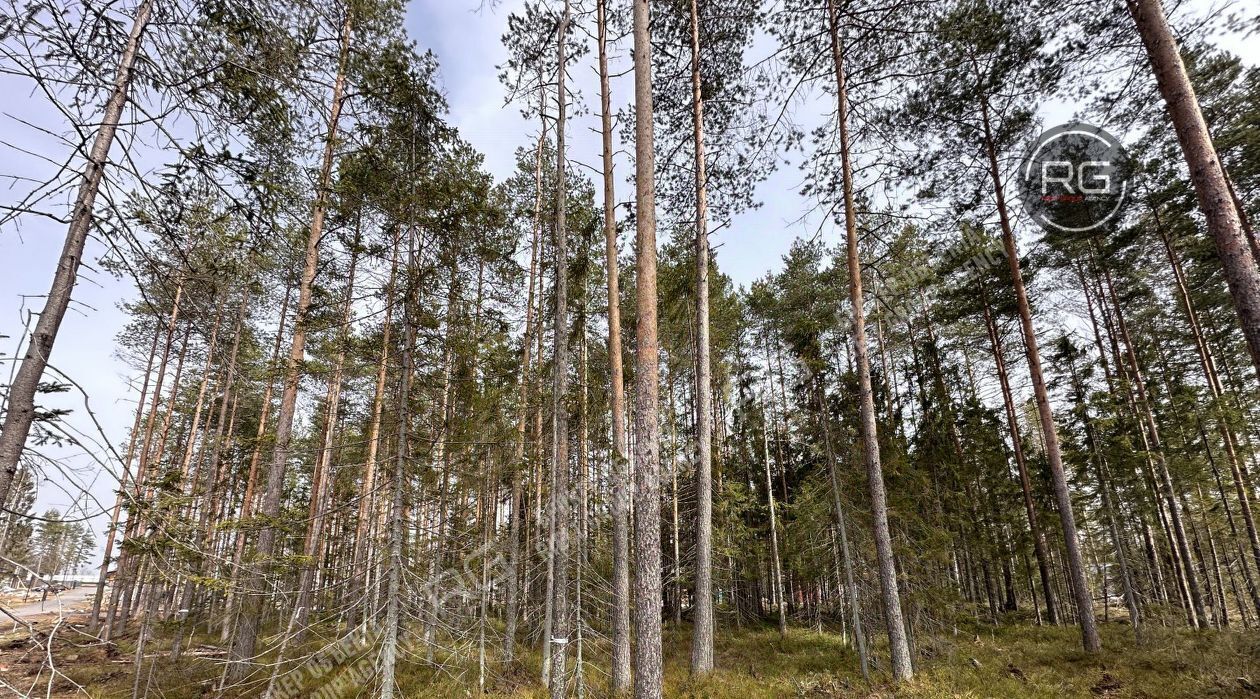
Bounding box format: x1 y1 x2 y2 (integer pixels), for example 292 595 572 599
978 92 1101 653
228 10 353 680
631 0 664 694
1127 0 1260 381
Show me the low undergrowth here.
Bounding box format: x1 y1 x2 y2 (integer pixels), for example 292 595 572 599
5 616 1258 697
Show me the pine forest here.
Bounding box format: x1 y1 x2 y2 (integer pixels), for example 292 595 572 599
2 0 1260 696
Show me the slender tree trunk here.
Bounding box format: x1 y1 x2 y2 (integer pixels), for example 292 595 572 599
131 579 160 699
90 316 159 633
0 0 152 506
979 283 1058 624
815 380 869 680
597 0 632 686
228 11 353 680
1126 0 1260 381
1068 353 1143 639
1201 418 1260 617
534 241 548 618
825 0 912 678
1194 484 1229 627
1078 262 1176 615
576 316 590 699
978 94 1101 653
631 0 664 693
290 239 359 642
549 4 573 694
221 283 291 643
426 293 456 660
380 235 416 699
173 300 223 499
760 385 787 636
174 291 250 659
1158 220 1260 595
688 0 715 672
347 238 398 629
919 303 998 624
669 383 682 626
1101 261 1206 627
262 245 359 699
506 117 547 665
113 320 190 636
479 459 496 695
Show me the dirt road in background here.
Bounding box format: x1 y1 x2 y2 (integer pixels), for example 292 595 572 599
2 585 95 620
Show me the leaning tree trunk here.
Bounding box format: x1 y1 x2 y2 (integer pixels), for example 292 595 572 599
227 10 352 681
1126 0 1260 382
0 0 152 506
1067 353 1143 639
632 0 664 695
1157 220 1260 607
1078 263 1183 615
978 93 1101 653
688 0 716 673
597 0 632 687
825 0 913 680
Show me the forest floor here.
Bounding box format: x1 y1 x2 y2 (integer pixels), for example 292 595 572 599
1 612 1257 697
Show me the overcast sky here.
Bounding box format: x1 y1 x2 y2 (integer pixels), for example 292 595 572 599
1 0 1255 564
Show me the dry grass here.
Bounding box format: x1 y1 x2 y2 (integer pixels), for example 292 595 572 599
4 614 1258 697
395 620 1260 698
